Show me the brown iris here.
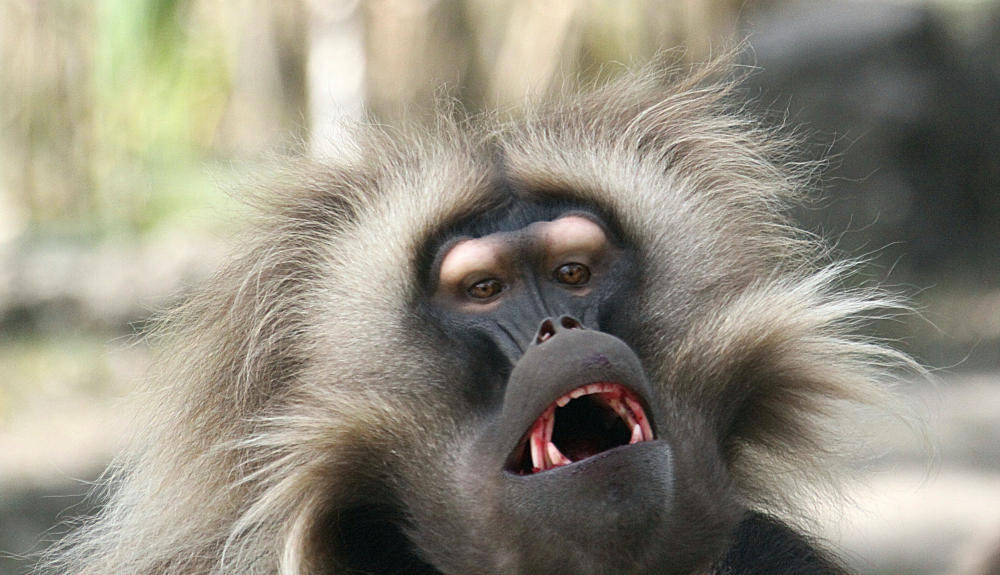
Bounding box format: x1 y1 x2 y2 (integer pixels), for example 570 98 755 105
467 278 503 299
554 263 590 286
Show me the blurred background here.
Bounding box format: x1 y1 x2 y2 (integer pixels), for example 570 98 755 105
0 0 998 573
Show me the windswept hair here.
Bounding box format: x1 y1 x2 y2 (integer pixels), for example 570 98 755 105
39 59 923 575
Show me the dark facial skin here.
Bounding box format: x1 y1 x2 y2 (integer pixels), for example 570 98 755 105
408 204 740 574
430 210 636 365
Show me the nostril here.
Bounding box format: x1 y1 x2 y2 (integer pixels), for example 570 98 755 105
560 316 581 330
535 316 584 345
536 319 556 344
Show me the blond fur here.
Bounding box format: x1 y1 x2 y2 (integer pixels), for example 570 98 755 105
41 61 922 574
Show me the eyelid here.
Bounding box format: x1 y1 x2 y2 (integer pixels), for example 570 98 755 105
551 252 594 266
463 273 504 290
438 238 503 288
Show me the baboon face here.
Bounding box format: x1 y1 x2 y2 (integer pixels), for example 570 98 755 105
327 193 747 573
411 204 731 572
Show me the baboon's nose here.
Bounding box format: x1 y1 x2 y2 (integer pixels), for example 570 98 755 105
534 315 584 345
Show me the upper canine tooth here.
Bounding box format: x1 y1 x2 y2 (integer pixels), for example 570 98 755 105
556 395 570 407
606 396 634 426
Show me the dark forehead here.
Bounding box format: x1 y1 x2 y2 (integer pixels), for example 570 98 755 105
450 170 614 237
455 198 580 238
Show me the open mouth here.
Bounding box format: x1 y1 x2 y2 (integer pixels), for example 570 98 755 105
507 382 654 474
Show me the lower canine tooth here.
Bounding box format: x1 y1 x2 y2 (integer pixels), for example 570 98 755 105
546 442 572 467
530 418 547 471
629 423 642 444
530 436 544 471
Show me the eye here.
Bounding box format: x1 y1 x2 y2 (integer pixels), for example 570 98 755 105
467 278 504 300
554 262 590 286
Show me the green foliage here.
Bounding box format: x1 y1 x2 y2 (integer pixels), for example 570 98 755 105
90 0 231 235
0 0 235 238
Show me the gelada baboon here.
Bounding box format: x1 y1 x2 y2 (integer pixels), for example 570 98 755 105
45 63 919 574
